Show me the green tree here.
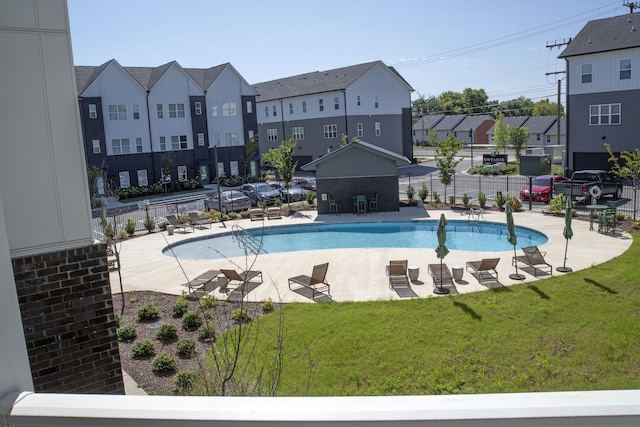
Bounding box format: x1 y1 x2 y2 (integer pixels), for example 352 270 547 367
263 137 298 203
606 142 640 219
532 98 564 116
243 135 259 179
493 115 510 154
412 93 442 122
461 88 489 114
510 126 529 162
160 151 176 193
439 90 465 114
435 135 463 202
427 129 440 147
496 96 534 117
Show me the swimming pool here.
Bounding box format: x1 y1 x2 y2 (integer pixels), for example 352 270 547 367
164 220 548 260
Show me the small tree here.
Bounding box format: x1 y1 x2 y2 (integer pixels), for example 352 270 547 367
243 135 259 179
509 126 529 162
160 151 176 193
434 135 463 201
263 137 298 204
427 129 440 147
493 114 510 154
606 142 640 219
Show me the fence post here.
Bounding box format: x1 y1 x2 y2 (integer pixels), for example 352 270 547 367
430 174 433 202
453 174 456 198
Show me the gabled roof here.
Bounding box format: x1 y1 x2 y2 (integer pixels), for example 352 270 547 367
301 139 410 171
559 14 640 58
453 115 494 131
184 64 226 90
74 61 111 94
486 116 530 133
544 117 566 136
522 116 557 133
433 114 466 131
412 114 445 130
252 61 412 102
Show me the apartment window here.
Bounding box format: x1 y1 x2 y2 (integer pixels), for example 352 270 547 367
214 133 220 146
536 134 541 141
292 126 304 140
272 105 277 117
194 102 202 115
177 165 187 182
375 122 381 136
197 132 205 146
319 99 324 112
108 104 126 120
118 171 130 188
137 169 148 186
230 161 239 176
111 138 130 154
135 137 143 153
546 135 551 143
357 96 361 106
323 124 337 139
217 162 225 176
159 136 166 151
357 123 363 137
264 106 269 117
211 103 218 117
581 64 592 84
590 103 621 125
223 102 237 116
375 96 379 109
92 139 100 154
161 169 171 183
133 104 140 120
248 130 255 139
169 103 185 118
157 104 163 118
232 133 239 145
334 97 340 110
620 59 631 80
267 128 278 141
246 101 253 114
289 103 294 115
302 101 307 113
223 132 239 146
171 135 188 150
89 104 97 119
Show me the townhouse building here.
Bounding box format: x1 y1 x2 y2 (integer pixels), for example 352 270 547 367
75 60 258 192
559 13 640 171
252 61 414 167
413 114 445 144
452 115 494 146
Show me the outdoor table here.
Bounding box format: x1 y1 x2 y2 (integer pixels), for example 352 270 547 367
586 204 608 231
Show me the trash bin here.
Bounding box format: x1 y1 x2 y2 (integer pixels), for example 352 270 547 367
452 265 464 282
408 265 419 282
217 273 228 292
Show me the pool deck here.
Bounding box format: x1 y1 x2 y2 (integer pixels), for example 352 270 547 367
109 206 633 303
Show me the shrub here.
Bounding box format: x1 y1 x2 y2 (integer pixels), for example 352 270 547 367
548 193 566 214
509 196 523 211
116 324 137 341
118 231 128 240
155 322 178 343
418 183 428 202
448 194 456 205
125 218 136 235
198 323 216 341
199 294 215 310
173 370 198 394
182 309 203 330
478 192 487 208
131 339 155 358
495 192 507 210
137 302 161 321
406 185 415 203
262 298 275 313
152 352 176 373
232 307 251 323
462 193 470 208
432 190 441 204
172 297 190 318
305 190 316 205
143 216 155 233
176 338 196 357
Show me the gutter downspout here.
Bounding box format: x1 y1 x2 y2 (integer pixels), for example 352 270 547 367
145 91 156 183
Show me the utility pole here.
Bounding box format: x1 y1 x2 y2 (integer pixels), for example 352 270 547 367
623 2 640 14
546 39 571 174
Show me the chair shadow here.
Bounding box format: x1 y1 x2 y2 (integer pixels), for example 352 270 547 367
224 281 262 302
584 278 617 294
468 273 500 288
517 267 551 278
289 286 333 302
452 300 482 320
527 284 550 299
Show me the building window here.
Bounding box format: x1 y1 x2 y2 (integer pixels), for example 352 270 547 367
319 99 324 112
272 105 277 117
211 103 218 117
157 104 163 118
177 165 187 182
267 128 278 141
289 103 294 115
334 97 340 110
159 136 166 151
323 124 337 139
590 103 621 125
217 162 225 177
195 102 202 115
92 139 100 154
375 122 381 136
246 101 253 114
118 171 130 189
111 138 130 154
108 104 126 120
223 102 237 116
89 104 97 119
223 133 239 146
620 59 631 80
248 130 255 139
232 133 239 146
137 169 148 186
230 161 239 176
292 126 304 140
581 64 592 84
171 135 188 150
536 134 541 141
264 106 269 117
135 137 143 153
133 104 140 120
214 133 220 146
357 96 361 106
161 169 171 184
169 103 185 118
375 96 379 109
357 123 363 137
197 132 205 146
302 101 307 113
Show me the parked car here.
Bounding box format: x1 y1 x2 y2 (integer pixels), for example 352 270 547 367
204 190 251 214
240 183 281 206
519 175 569 203
553 170 623 202
295 177 316 191
270 181 307 202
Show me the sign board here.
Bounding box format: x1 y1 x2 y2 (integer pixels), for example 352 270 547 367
519 155 551 177
482 152 508 164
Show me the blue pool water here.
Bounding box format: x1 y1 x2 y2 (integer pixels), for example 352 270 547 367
164 220 548 260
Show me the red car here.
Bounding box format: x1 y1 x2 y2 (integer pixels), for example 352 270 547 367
519 175 568 203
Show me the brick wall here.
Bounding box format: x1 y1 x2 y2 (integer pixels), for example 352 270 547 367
12 243 124 394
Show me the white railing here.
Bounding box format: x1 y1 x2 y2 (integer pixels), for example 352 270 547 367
2 390 640 427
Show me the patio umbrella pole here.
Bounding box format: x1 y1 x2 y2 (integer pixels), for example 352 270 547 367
557 196 574 273
510 245 525 280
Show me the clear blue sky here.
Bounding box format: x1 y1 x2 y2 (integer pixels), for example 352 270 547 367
67 0 624 103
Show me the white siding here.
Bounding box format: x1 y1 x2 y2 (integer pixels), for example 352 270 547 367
567 48 640 95
206 66 247 147
346 63 412 115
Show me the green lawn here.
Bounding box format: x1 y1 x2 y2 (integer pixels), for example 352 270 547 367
237 235 640 396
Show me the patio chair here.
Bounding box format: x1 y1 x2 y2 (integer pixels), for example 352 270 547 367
387 260 409 289
598 207 616 234
165 214 194 233
188 212 213 229
512 246 552 277
249 208 264 221
428 263 454 289
220 268 263 291
329 196 340 214
465 257 500 283
368 193 379 213
188 269 220 295
288 263 330 300
267 206 281 220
